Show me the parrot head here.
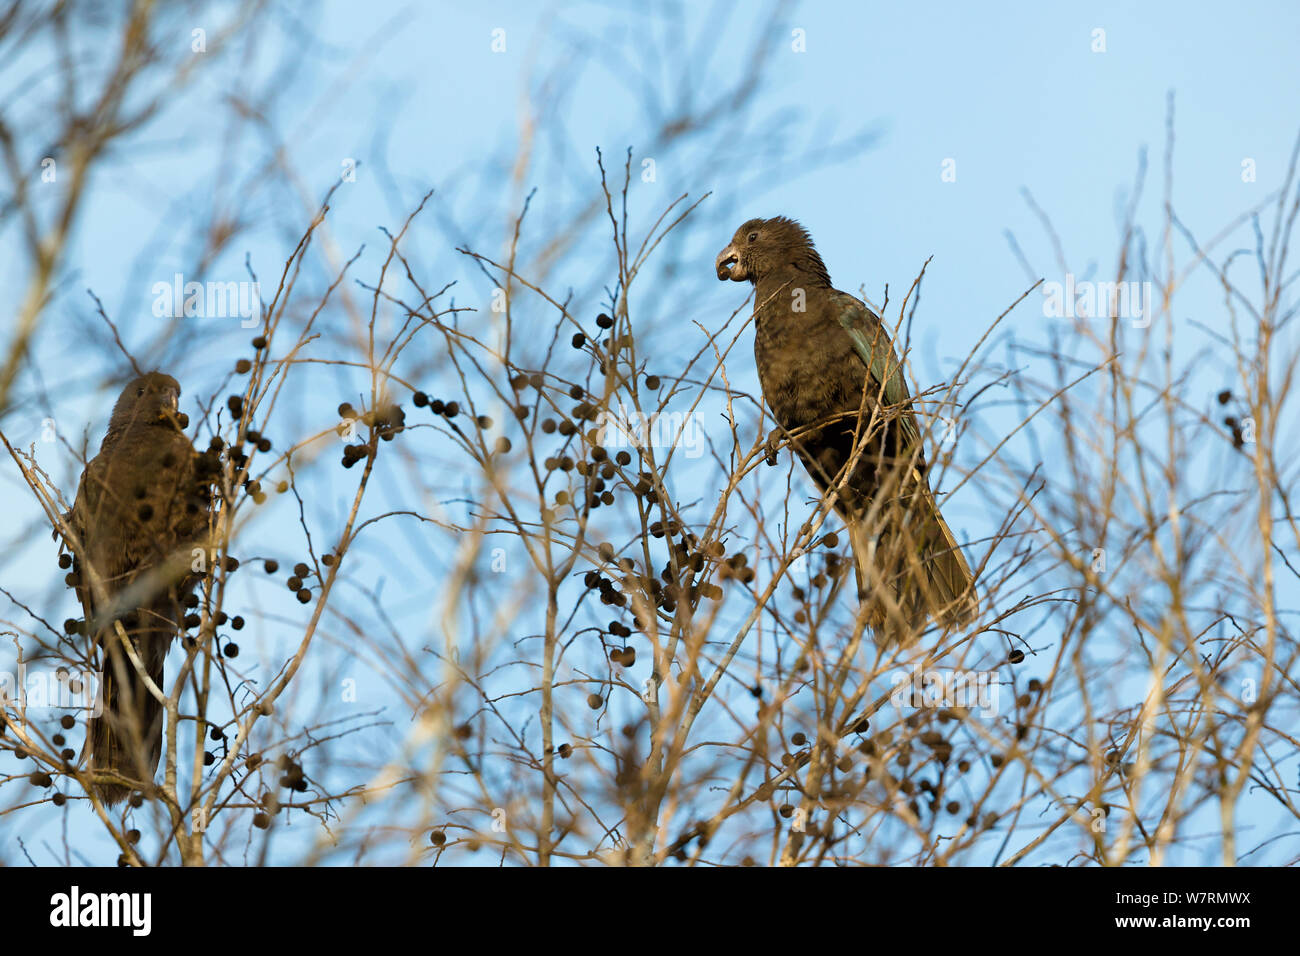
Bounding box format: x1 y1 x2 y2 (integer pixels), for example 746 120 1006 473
109 372 182 431
715 216 824 284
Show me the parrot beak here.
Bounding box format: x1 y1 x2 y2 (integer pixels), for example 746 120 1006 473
157 384 180 421
716 244 745 281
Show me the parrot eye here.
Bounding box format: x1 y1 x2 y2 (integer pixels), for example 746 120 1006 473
136 388 144 397
747 232 758 242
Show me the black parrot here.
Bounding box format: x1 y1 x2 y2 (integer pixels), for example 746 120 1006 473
716 217 977 642
64 372 210 804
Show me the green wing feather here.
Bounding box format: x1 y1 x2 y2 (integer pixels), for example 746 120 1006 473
832 293 920 447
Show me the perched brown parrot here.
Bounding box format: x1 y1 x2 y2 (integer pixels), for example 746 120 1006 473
716 217 977 643
64 372 209 804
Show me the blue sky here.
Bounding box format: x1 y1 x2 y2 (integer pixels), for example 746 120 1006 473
38 0 1296 424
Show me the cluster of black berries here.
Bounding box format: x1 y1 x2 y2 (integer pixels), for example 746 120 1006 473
278 754 308 793
648 518 682 539
543 445 638 511
583 568 627 608
717 551 756 584
244 428 273 454
1222 416 1245 448
208 423 256 482
280 560 316 604
197 437 224 480
569 311 614 351
658 535 724 603
242 479 266 505
340 405 371 465
1216 389 1251 449
372 404 406 441
572 450 633 509
569 397 601 424
587 559 665 616
338 401 407 467
5 712 79 782
251 781 279 828
606 617 636 666
590 541 708 617
201 722 230 767
631 472 657 504
47 721 76 766
412 393 459 419
849 710 1002 824
340 442 367 468
1013 677 1045 715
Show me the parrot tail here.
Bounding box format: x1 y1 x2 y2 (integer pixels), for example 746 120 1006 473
87 625 167 806
850 467 978 645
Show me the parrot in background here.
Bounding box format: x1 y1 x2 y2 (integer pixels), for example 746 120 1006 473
64 372 210 804
716 216 977 643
